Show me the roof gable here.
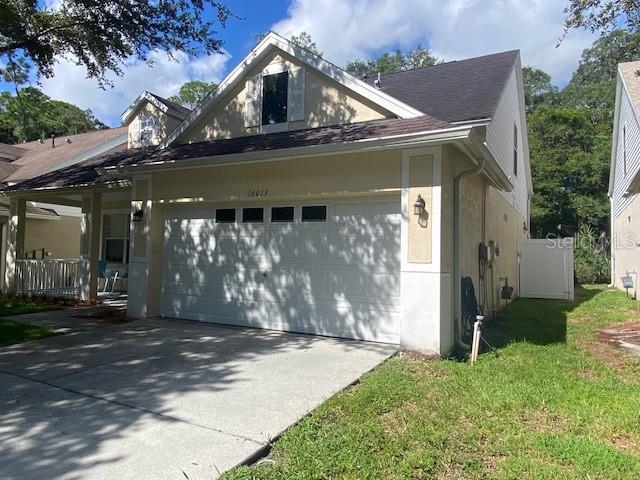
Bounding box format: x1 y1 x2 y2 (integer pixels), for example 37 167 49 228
163 32 424 147
368 50 519 123
121 91 191 124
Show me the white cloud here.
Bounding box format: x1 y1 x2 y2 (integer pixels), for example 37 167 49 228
40 50 230 126
272 0 598 85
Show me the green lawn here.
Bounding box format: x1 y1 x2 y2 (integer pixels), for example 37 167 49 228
223 286 640 480
0 302 56 346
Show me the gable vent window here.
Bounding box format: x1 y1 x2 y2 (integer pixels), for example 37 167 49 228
262 72 288 125
140 114 157 147
513 124 518 177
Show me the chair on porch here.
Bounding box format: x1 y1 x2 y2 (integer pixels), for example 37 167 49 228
98 260 116 294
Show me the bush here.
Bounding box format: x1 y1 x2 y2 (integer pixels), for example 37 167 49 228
574 224 610 284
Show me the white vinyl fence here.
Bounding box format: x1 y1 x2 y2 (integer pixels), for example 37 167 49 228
15 259 81 297
519 238 574 300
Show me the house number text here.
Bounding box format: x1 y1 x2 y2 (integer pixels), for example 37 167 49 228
248 188 269 198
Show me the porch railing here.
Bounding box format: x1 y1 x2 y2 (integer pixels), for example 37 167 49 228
16 259 81 298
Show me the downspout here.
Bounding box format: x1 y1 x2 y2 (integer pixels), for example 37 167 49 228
453 154 486 351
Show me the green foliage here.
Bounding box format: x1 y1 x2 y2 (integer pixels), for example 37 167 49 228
346 46 441 78
289 31 322 56
223 286 640 479
528 106 610 237
0 87 106 143
522 66 559 111
564 0 640 35
169 80 217 109
0 0 234 86
574 224 611 284
561 30 640 124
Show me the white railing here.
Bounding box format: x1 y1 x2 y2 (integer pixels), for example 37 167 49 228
16 259 81 298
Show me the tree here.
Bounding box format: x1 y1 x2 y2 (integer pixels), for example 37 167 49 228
169 80 217 109
0 54 31 142
289 32 322 56
255 31 322 56
0 87 106 143
522 66 559 111
0 0 234 86
528 106 610 237
561 29 640 124
564 0 640 35
346 46 440 79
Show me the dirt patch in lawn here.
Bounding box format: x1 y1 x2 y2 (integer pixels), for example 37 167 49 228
598 322 640 356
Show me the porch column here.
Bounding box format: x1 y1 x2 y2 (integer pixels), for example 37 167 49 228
79 192 102 301
4 198 26 294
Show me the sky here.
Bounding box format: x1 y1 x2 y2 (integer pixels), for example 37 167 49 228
2 0 600 127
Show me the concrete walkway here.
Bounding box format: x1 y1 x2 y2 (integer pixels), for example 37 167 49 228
0 311 396 480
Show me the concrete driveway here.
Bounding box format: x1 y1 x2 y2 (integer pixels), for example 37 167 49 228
0 310 396 480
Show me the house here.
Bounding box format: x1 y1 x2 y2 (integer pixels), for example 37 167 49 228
1 33 531 355
0 128 128 289
610 61 640 295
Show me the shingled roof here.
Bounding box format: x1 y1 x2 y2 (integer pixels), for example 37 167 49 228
5 115 451 192
368 50 519 123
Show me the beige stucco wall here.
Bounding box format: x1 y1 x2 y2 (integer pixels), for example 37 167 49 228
181 49 392 143
152 149 403 203
24 216 80 259
407 154 433 263
441 145 526 316
612 196 640 295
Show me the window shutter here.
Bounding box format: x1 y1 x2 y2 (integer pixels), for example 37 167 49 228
129 118 141 144
244 75 262 127
288 67 305 122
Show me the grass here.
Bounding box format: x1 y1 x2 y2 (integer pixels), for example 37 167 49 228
0 301 56 346
222 286 640 480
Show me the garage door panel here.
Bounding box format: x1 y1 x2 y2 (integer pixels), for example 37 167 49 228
161 198 400 343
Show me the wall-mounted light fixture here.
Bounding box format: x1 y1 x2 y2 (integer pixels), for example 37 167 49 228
413 194 426 216
132 209 144 223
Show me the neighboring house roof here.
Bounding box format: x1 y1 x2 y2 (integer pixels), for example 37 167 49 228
0 196 59 219
0 143 28 161
367 51 519 123
1 127 128 183
121 90 192 124
6 115 452 192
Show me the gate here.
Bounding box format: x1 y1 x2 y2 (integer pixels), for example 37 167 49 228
519 238 574 300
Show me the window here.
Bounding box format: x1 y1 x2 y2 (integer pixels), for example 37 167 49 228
513 124 518 177
271 206 294 222
102 213 130 263
624 125 627 176
215 208 236 223
302 205 327 222
139 114 157 146
262 72 288 125
242 207 264 223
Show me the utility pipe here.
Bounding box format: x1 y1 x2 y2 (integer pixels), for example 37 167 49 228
453 154 486 351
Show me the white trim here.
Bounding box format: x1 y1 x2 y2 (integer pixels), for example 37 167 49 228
162 32 423 147
401 146 442 274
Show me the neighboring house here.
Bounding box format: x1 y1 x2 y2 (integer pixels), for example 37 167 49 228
610 61 640 296
0 128 128 289
2 32 531 355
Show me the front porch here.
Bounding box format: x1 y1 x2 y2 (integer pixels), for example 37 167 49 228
3 186 132 302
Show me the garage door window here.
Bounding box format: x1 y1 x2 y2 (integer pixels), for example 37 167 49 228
102 213 130 263
301 205 327 222
271 206 294 222
216 208 236 223
243 207 264 223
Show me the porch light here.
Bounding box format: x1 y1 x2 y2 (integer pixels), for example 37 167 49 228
413 194 426 216
132 209 144 223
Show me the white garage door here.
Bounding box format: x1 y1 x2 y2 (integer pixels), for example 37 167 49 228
160 197 401 343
